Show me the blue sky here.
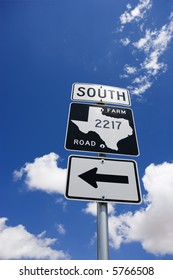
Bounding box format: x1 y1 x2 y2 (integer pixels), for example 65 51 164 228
0 0 173 260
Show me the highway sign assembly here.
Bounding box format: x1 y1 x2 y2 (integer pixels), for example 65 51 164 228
65 102 139 156
64 82 142 260
66 155 141 204
72 82 131 106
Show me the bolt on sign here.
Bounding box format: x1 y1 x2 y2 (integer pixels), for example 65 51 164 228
65 103 139 156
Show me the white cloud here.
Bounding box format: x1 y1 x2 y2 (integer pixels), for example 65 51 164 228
124 64 137 74
119 10 173 95
133 29 155 51
134 16 173 76
142 53 167 76
120 0 152 25
89 232 97 246
82 162 173 255
83 202 98 216
109 162 173 256
128 76 152 95
55 198 67 212
128 79 153 95
83 202 115 216
126 4 132 10
0 218 69 259
13 153 67 194
56 224 66 235
120 38 130 46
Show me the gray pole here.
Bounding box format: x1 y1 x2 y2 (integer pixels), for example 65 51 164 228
97 152 109 260
97 202 109 259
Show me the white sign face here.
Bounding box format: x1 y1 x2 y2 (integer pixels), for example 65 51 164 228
66 156 141 204
72 83 131 106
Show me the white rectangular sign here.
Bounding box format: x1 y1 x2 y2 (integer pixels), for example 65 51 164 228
72 83 131 106
66 155 141 204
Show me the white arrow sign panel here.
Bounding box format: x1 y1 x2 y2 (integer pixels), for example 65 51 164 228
66 155 141 204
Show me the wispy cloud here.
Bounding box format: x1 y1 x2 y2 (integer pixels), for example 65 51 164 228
120 0 152 27
55 197 68 212
120 37 130 46
134 13 173 76
13 153 67 194
118 2 173 95
124 64 137 74
0 218 69 259
56 224 66 235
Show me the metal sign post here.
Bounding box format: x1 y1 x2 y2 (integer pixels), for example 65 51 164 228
97 202 109 260
97 152 109 260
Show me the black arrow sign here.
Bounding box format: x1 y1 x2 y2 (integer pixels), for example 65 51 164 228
79 167 129 188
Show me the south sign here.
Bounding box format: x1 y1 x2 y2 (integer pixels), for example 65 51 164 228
72 83 131 106
65 103 139 156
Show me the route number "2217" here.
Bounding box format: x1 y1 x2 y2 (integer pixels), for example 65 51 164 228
95 119 122 129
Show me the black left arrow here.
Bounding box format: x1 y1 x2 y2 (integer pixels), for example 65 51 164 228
79 167 129 189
